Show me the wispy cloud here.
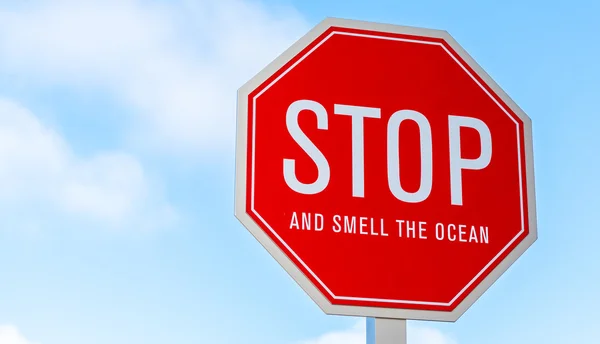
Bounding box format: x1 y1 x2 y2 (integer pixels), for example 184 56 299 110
0 0 309 155
0 0 308 232
0 325 37 344
411 325 458 344
297 321 366 344
0 98 176 232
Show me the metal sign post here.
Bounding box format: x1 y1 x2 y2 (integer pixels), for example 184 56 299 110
367 318 407 344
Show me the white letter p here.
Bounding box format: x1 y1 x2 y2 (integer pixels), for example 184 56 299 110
449 115 492 206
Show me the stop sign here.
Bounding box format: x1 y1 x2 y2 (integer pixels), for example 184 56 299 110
235 18 537 321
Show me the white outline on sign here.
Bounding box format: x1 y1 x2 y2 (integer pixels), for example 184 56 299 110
235 17 537 322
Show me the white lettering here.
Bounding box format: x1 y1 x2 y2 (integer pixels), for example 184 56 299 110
406 220 416 238
334 104 381 197
370 218 378 236
434 223 489 244
381 219 388 236
469 225 478 243
283 100 330 195
360 217 369 235
480 226 489 244
396 220 405 237
332 215 341 233
419 221 427 239
301 212 311 230
435 223 444 240
387 110 433 203
290 212 299 230
448 115 492 205
459 224 467 242
344 216 356 234
315 213 324 231
448 224 457 241
283 100 493 205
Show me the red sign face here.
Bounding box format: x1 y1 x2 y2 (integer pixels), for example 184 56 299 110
236 19 536 321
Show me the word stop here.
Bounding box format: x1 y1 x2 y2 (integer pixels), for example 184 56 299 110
283 99 492 206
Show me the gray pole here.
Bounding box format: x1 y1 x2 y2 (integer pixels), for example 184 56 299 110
366 318 407 344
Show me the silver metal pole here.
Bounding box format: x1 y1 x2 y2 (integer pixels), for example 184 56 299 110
366 317 407 344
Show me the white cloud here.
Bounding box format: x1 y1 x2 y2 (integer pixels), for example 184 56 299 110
411 325 458 344
297 320 457 344
0 325 37 344
298 320 366 344
0 98 176 232
0 0 309 155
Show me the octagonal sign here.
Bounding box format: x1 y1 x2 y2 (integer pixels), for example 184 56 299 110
235 18 537 322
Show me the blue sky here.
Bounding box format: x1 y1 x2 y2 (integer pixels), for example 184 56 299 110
0 0 599 343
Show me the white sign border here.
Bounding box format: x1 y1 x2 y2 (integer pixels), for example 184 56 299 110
235 17 537 322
